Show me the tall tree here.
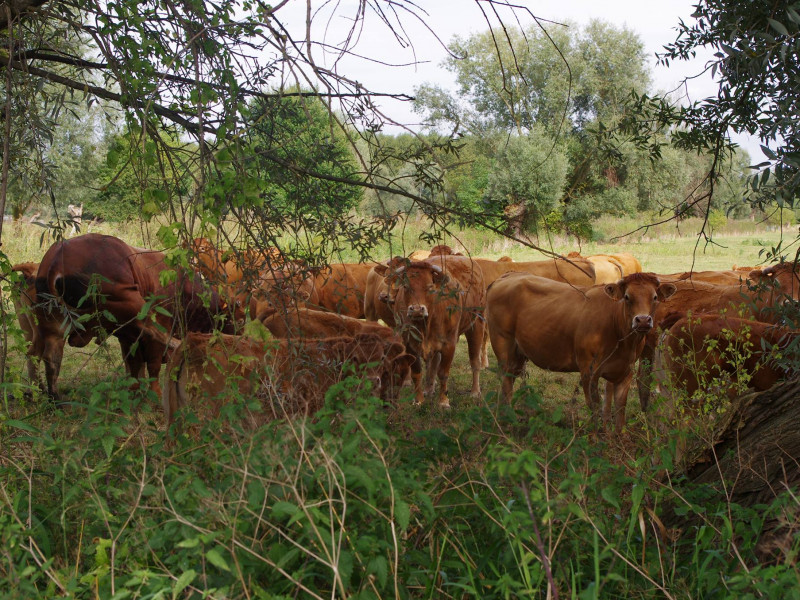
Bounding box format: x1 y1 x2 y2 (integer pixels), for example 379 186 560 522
414 19 650 136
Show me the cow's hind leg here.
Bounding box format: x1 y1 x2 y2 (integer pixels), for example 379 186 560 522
465 320 486 398
492 336 525 403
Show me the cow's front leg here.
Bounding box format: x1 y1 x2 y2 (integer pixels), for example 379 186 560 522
424 350 441 396
410 353 425 406
611 372 634 432
580 369 602 426
436 342 456 408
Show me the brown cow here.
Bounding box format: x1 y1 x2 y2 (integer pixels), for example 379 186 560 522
567 252 624 284
11 262 105 394
189 236 286 286
662 269 751 286
474 256 596 288
608 252 643 275
34 234 230 399
261 307 397 342
364 257 407 327
163 332 415 428
487 271 676 431
654 313 794 402
304 263 375 318
637 265 800 410
376 255 487 407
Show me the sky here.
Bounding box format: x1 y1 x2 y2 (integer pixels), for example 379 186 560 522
273 0 760 159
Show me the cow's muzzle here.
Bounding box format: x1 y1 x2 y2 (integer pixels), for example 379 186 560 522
407 304 428 319
632 314 653 332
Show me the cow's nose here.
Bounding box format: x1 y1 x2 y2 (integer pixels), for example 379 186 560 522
407 304 428 318
633 314 653 330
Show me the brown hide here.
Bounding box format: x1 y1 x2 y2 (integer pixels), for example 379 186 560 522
638 273 800 410
487 271 676 431
163 332 415 428
608 253 643 275
364 257 407 327
474 257 596 287
306 263 375 318
261 307 397 342
662 270 751 286
379 255 487 407
655 315 794 405
189 237 285 285
35 234 228 399
566 252 625 283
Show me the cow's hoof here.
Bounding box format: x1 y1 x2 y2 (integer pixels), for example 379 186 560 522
470 388 482 399
438 399 451 409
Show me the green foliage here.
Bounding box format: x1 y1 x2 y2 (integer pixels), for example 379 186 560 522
2 373 798 598
418 19 649 135
484 129 569 234
90 129 194 222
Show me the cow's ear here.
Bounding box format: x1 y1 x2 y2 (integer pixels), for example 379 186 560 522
432 271 450 285
750 268 768 280
603 283 623 300
392 353 416 373
374 264 389 277
657 282 677 300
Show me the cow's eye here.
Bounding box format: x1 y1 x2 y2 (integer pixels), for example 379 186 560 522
624 293 630 301
653 294 658 301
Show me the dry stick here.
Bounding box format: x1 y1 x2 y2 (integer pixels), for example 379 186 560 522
520 482 560 600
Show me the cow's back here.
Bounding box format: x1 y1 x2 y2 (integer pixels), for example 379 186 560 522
476 257 595 287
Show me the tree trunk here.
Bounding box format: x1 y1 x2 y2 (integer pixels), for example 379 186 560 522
664 379 800 559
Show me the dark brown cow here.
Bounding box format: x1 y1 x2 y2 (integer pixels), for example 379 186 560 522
487 272 676 431
376 255 486 407
637 264 800 409
474 257 596 287
163 332 415 428
654 313 795 403
34 234 230 399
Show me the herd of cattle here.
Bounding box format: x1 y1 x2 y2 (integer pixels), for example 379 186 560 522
9 233 799 433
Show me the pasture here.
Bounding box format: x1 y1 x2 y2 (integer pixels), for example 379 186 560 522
1 217 798 598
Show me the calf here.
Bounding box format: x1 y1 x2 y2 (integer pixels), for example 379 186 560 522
487 272 676 431
163 332 415 428
376 255 486 407
260 307 397 342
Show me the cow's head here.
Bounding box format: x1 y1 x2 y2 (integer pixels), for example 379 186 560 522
750 261 800 300
604 272 676 333
378 261 452 322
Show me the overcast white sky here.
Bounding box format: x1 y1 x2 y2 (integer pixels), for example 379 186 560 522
274 1 760 159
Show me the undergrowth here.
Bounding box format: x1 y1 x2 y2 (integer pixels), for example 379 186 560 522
1 376 798 599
